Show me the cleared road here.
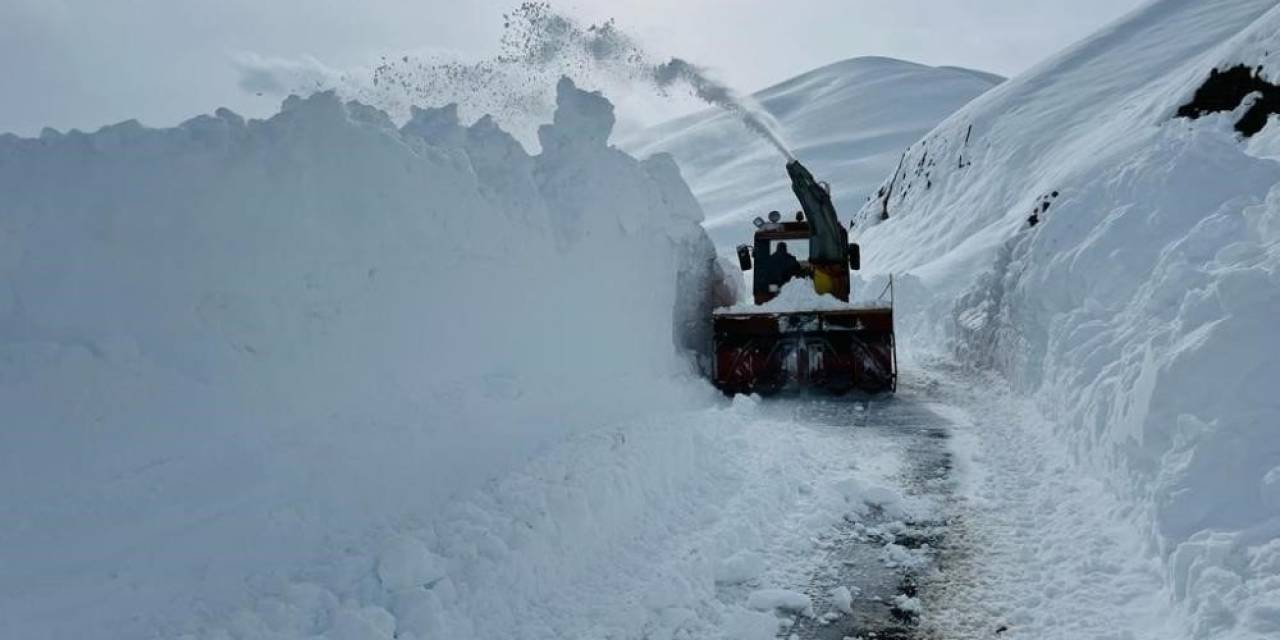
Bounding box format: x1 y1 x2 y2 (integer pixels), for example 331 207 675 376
742 386 961 640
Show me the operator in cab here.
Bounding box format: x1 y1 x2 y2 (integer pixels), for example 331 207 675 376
759 241 811 295
772 242 805 285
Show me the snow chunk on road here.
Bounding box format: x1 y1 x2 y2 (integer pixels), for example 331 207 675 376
747 589 813 615
830 586 856 615
880 542 929 570
891 594 922 615
376 536 447 591
728 392 762 414
716 551 766 585
836 477 906 519
724 607 781 640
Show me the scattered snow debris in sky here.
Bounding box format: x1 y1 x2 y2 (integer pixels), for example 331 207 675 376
236 1 794 159
652 57 794 160
488 2 796 159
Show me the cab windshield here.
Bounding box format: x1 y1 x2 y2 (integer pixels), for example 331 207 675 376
753 237 810 293
766 240 808 263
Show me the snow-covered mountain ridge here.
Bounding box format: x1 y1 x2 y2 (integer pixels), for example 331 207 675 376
848 1 1280 637
620 56 1003 248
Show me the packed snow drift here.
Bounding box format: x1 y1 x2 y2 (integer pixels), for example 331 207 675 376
0 78 728 639
846 1 1280 636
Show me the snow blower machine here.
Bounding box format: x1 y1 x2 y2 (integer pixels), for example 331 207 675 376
712 160 896 395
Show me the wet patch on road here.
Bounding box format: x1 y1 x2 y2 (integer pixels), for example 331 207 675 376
775 397 962 640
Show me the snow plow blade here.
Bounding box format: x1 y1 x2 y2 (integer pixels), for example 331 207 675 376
712 306 896 395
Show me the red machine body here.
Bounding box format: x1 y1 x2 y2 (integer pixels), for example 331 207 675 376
711 161 896 395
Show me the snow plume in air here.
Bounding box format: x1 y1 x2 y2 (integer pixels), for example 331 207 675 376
235 2 795 158
233 53 357 96
495 2 795 159
652 58 795 161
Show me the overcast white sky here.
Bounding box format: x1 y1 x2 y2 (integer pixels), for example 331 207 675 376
0 0 1148 136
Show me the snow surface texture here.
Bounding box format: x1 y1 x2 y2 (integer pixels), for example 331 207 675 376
848 1 1280 637
919 364 1190 640
621 57 1003 247
0 78 727 639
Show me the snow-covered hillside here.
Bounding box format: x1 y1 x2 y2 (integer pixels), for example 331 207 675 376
0 78 727 640
8 3 1280 637
620 57 1002 247
848 1 1280 637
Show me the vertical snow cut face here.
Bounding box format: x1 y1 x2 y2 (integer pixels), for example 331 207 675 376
852 1 1280 637
0 77 724 639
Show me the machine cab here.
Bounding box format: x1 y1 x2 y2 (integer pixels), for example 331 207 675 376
713 161 892 396
736 215 813 305
736 211 861 306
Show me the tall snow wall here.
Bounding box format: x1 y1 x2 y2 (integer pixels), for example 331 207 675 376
0 78 721 639
853 1 1280 637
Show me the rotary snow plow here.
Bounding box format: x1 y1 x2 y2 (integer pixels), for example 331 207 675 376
712 160 896 395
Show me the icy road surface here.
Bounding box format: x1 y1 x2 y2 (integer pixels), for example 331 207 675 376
1 358 1193 640
752 392 957 640
707 359 1189 640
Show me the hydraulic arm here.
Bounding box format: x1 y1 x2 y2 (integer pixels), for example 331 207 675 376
786 160 851 301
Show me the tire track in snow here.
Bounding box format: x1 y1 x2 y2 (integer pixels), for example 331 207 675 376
910 359 1182 640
